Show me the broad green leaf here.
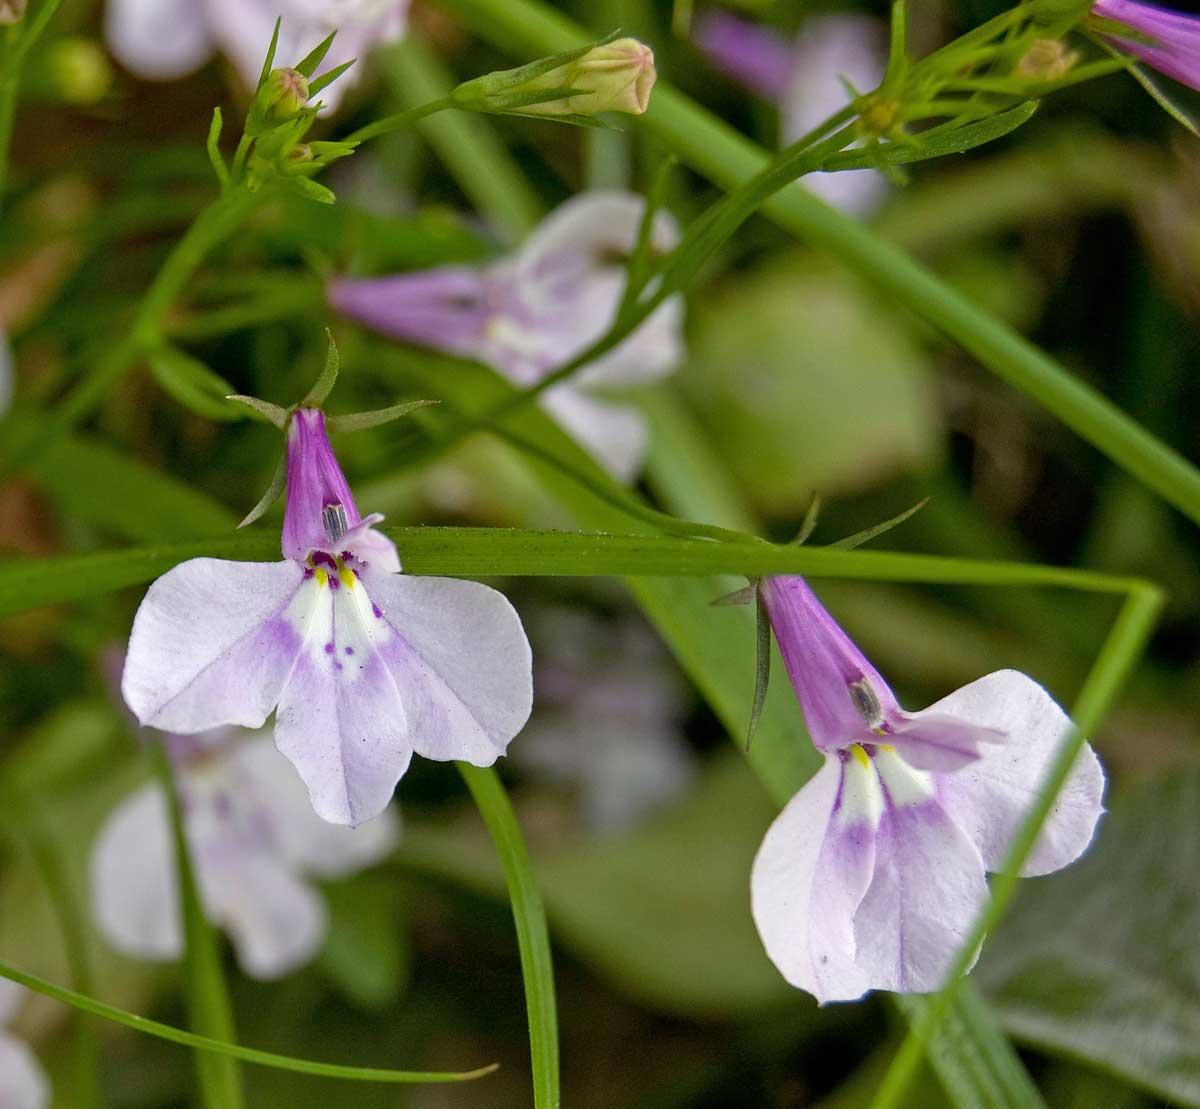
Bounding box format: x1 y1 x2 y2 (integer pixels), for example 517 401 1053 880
30 433 237 543
404 756 792 1017
680 257 940 512
978 766 1200 1106
318 876 409 1010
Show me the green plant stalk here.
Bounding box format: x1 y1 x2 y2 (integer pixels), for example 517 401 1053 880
151 741 245 1109
0 0 65 210
0 958 499 1083
0 528 1162 618
459 765 560 1109
869 581 1164 1109
434 0 1200 526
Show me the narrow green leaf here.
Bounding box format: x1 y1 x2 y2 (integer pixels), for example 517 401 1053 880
746 588 771 751
151 742 245 1109
307 57 356 97
823 101 1040 172
833 498 929 550
325 399 439 433
237 450 287 529
793 494 821 546
226 394 289 427
294 29 336 78
458 766 558 1109
303 328 340 406
0 959 498 1083
710 585 757 607
255 17 282 90
207 108 229 190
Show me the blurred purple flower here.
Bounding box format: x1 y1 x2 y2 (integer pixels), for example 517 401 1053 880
121 408 533 826
515 608 694 833
92 724 398 979
328 191 685 480
1092 0 1200 90
694 10 889 215
104 0 408 110
751 576 1105 1003
0 981 49 1109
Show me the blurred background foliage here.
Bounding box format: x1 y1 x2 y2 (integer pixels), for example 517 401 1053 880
1 0 1199 1105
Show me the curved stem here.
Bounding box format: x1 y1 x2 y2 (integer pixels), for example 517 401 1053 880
458 765 559 1109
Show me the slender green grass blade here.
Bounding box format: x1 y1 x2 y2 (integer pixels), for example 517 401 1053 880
459 766 559 1109
0 959 498 1082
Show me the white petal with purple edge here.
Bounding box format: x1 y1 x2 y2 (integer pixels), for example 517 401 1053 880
930 670 1104 876
363 572 533 766
0 1032 49 1109
123 558 307 734
202 852 328 980
751 757 872 1002
233 736 400 876
91 786 183 962
105 0 214 80
885 710 1007 772
852 749 989 994
275 573 412 827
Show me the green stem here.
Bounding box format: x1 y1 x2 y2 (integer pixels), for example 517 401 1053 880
435 0 1200 525
458 765 559 1109
342 91 456 145
0 958 498 1083
869 582 1164 1109
150 742 245 1109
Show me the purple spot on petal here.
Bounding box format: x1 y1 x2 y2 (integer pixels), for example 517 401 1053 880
335 661 344 671
344 646 354 656
324 642 335 655
311 551 338 571
303 567 314 580
372 603 383 619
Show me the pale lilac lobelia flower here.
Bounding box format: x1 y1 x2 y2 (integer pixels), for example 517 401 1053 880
694 11 889 215
104 0 408 109
751 576 1104 1003
1092 0 1200 91
92 725 397 979
328 191 685 480
0 981 49 1109
121 407 534 826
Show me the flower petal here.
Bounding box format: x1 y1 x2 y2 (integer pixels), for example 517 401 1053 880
885 710 1006 772
233 736 400 876
0 979 23 1025
202 854 328 980
852 750 989 994
122 558 308 734
274 575 412 827
0 1032 49 1109
90 785 182 962
363 572 534 767
929 670 1105 876
540 387 649 481
104 0 214 80
752 756 872 1002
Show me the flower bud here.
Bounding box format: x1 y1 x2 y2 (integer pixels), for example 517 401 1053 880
1016 38 1080 80
457 37 657 120
0 0 25 25
248 67 311 135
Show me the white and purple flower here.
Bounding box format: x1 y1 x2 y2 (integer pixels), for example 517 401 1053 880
694 11 889 215
104 0 408 109
1092 0 1200 91
121 407 534 826
92 725 398 979
328 191 685 480
0 981 49 1109
750 576 1104 1003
